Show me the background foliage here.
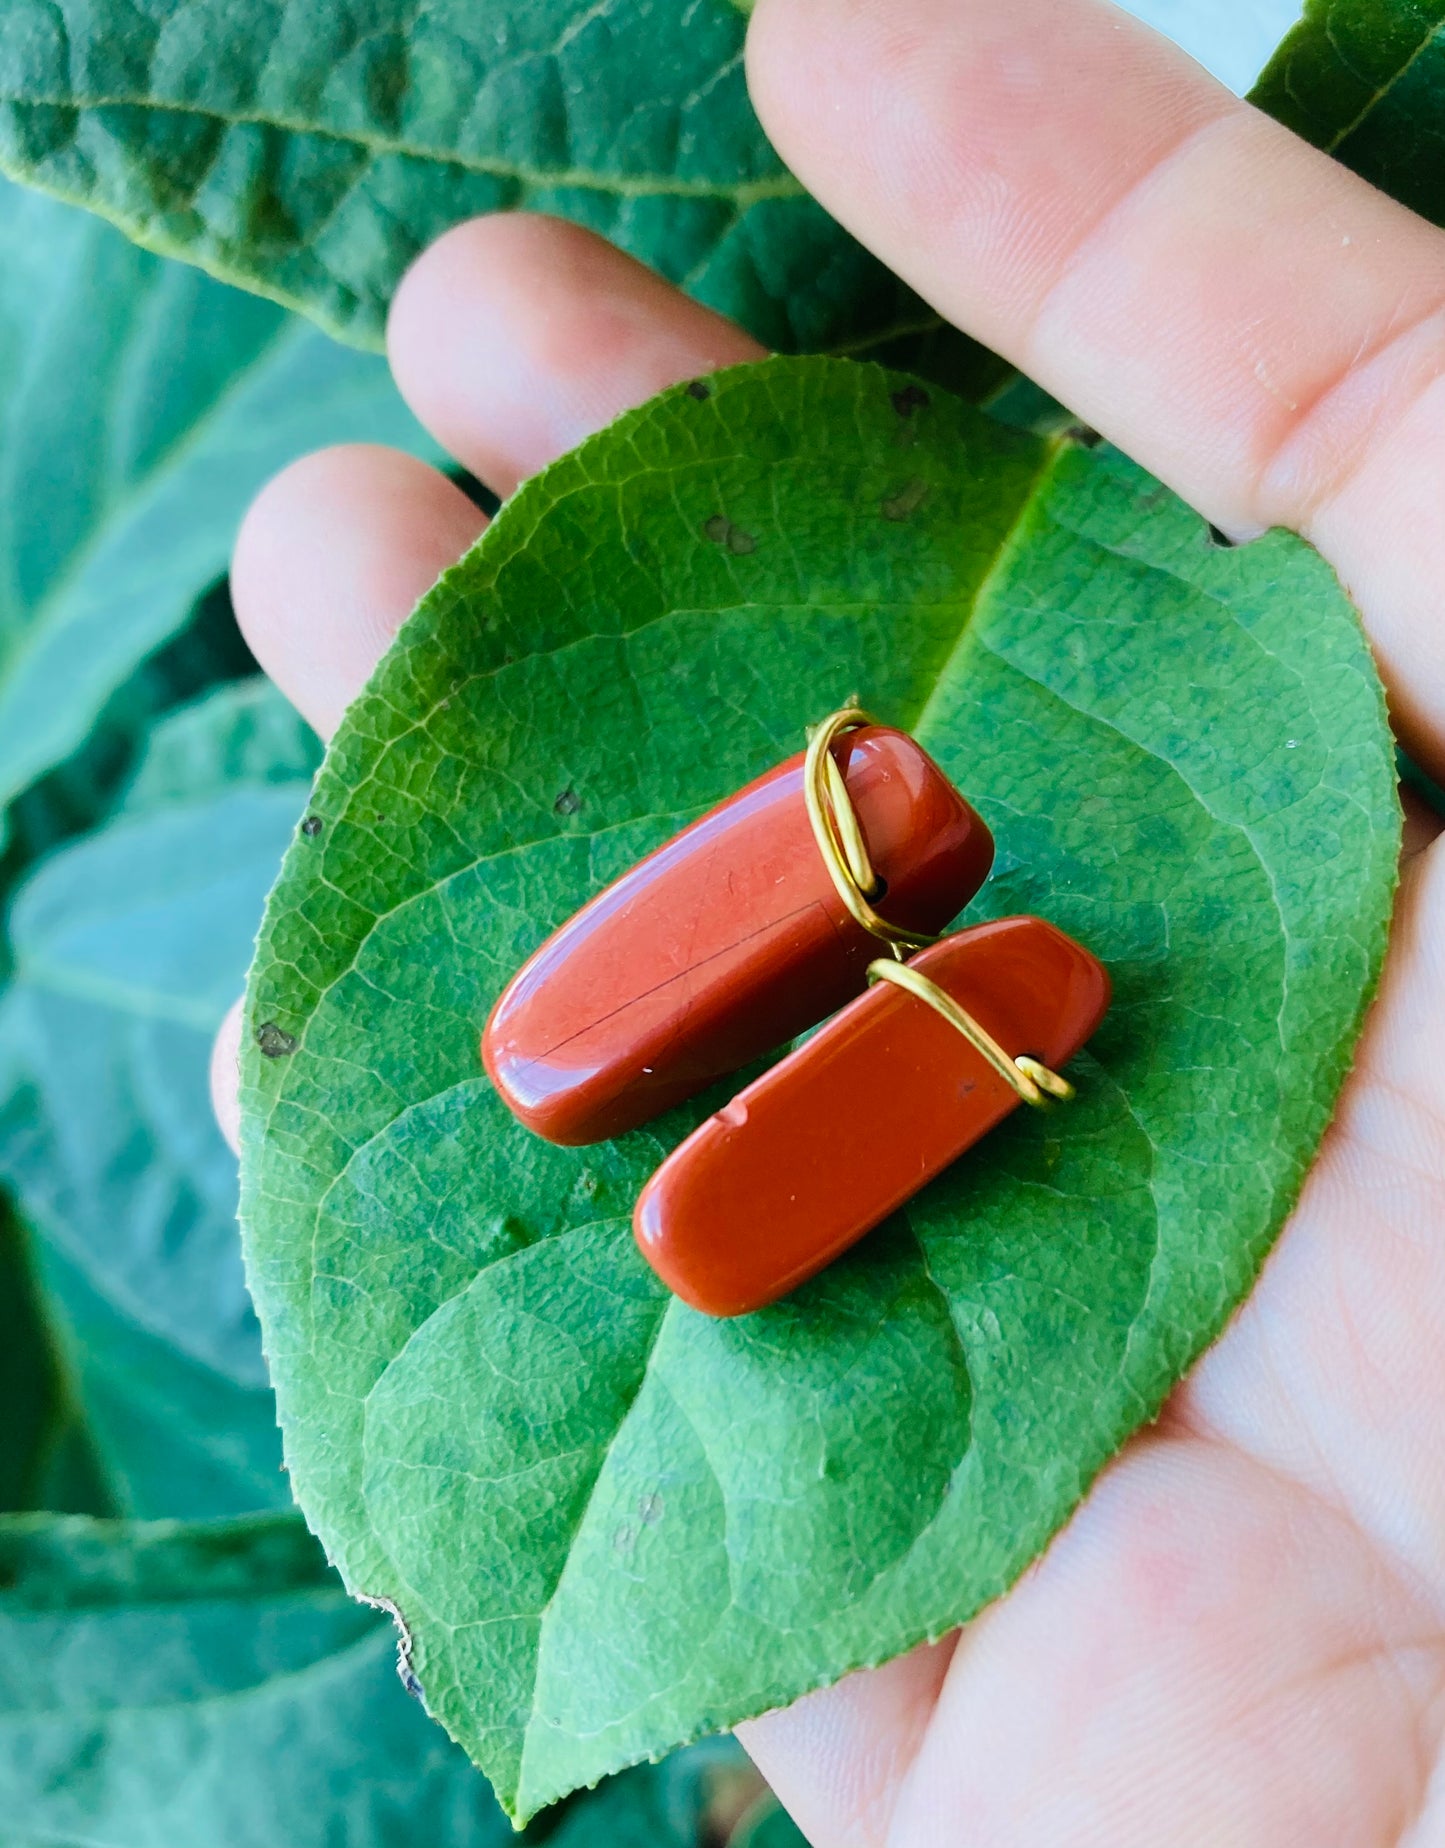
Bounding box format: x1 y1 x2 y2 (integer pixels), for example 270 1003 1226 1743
0 171 792 1845
0 0 1432 1839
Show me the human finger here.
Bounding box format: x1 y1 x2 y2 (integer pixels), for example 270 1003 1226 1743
747 0 1445 773
231 444 486 740
388 214 762 500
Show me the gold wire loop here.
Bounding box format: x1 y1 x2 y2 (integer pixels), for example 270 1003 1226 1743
804 705 1076 1109
803 707 940 957
866 957 1075 1109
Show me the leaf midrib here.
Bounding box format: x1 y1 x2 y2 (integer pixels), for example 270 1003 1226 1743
1321 13 1445 152
0 89 804 207
907 438 1062 737
13 956 227 1031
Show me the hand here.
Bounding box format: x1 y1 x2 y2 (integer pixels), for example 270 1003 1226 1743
213 0 1445 1839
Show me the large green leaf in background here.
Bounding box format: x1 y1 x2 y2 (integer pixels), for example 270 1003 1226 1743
0 681 319 1517
0 1511 516 1847
0 0 972 373
726 1796 809 1848
1252 0 1445 223
240 356 1399 1818
0 174 433 851
0 687 754 1848
115 673 323 815
0 1509 747 1846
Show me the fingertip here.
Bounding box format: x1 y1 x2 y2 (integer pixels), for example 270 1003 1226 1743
745 0 830 152
749 0 1229 345
211 997 244 1157
388 214 762 496
232 444 485 738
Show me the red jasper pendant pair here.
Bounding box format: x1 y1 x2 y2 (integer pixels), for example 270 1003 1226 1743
483 709 1110 1318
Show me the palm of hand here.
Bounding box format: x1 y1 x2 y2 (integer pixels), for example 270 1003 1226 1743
738 841 1445 1845
215 0 1445 1838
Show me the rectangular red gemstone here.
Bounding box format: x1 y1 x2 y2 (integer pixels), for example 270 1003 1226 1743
633 916 1111 1315
483 728 993 1143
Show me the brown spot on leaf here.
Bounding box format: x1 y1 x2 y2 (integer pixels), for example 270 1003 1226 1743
255 1021 297 1058
686 379 711 400
299 815 323 838
881 477 929 522
1066 424 1103 448
554 787 581 816
703 513 758 555
891 383 930 418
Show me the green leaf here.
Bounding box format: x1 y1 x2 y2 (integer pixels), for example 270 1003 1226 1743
0 1193 112 1514
545 1739 747 1848
0 681 319 1516
0 1509 520 1847
0 0 986 381
1250 0 1445 225
726 1795 809 1848
0 580 256 888
239 355 1398 1818
0 173 432 850
118 671 321 815
0 1507 751 1846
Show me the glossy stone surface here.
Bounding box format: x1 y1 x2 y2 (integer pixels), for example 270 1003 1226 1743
634 917 1111 1316
483 727 993 1144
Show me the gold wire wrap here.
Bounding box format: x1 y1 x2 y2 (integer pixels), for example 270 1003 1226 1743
802 707 940 957
866 957 1074 1108
805 704 1075 1108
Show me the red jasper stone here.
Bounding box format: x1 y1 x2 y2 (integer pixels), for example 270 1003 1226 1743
483 727 993 1144
634 917 1111 1316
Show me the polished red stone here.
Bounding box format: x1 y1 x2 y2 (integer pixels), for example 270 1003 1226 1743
483 727 993 1144
633 916 1111 1316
